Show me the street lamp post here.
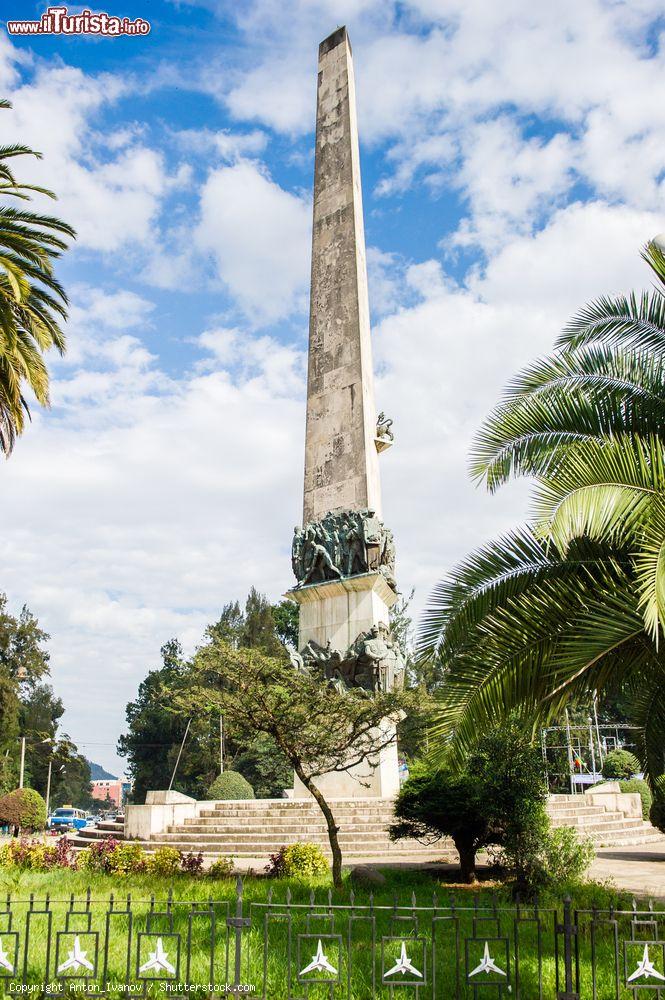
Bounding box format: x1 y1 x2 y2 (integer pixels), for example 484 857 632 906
18 737 26 789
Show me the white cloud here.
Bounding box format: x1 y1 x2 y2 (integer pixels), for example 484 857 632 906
195 160 311 324
374 200 663 602
0 58 177 253
216 0 665 251
2 292 305 771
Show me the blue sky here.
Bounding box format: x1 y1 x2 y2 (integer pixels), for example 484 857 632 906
0 0 663 773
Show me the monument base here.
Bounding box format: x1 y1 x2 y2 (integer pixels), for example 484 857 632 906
285 571 397 650
291 719 401 800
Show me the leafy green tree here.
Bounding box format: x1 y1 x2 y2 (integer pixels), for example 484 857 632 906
421 240 665 783
117 639 212 802
0 99 75 455
231 734 292 798
272 599 299 649
119 591 294 800
0 594 52 793
51 753 93 810
390 763 489 882
186 639 417 887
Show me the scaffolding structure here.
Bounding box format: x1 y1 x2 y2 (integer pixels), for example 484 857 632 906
540 712 640 793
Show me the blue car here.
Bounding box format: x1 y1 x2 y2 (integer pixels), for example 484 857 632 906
49 807 88 831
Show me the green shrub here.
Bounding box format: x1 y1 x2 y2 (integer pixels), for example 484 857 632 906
76 838 120 873
0 837 76 871
601 749 640 780
266 843 329 880
0 788 47 831
148 846 182 876
619 778 652 820
76 848 92 870
207 857 234 879
541 827 595 884
392 720 548 885
107 842 147 875
207 771 254 800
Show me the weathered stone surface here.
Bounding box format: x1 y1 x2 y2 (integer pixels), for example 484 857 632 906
303 26 381 525
349 864 387 887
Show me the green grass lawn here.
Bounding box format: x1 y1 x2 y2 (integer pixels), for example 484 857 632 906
0 868 661 998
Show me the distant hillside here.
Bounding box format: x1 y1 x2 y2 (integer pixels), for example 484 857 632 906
88 760 117 781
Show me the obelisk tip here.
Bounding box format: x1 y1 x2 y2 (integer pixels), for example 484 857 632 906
319 26 350 58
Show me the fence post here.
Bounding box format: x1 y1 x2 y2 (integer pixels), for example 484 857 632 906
227 875 250 992
557 896 579 1000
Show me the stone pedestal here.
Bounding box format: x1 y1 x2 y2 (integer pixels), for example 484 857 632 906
286 573 400 799
292 720 401 800
285 571 397 650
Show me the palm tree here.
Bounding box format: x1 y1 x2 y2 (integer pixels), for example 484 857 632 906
0 98 75 455
421 238 665 782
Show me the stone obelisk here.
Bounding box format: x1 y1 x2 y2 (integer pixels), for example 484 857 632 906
303 26 381 526
286 27 401 799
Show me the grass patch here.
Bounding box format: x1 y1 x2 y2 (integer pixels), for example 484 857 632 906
0 869 660 997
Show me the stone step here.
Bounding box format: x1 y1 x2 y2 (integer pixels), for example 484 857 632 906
550 818 644 833
197 807 396 819
179 821 395 834
547 806 614 816
153 831 422 846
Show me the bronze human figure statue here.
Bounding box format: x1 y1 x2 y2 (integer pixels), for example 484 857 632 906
291 509 396 590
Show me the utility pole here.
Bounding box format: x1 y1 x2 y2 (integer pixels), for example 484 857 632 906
219 714 224 774
18 737 26 789
168 719 192 792
45 759 52 818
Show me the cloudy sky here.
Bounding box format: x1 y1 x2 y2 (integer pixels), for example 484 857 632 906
1 0 663 774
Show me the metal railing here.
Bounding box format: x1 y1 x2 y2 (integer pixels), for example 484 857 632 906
0 881 663 997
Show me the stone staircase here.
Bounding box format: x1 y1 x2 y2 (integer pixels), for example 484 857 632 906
70 799 451 863
547 794 664 847
68 794 664 863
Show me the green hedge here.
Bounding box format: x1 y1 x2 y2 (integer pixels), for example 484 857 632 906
620 778 652 820
207 771 255 800
0 788 46 831
601 749 640 780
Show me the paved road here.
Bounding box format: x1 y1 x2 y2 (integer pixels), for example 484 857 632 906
590 843 665 899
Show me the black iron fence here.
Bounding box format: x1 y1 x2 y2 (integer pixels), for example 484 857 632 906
0 881 663 998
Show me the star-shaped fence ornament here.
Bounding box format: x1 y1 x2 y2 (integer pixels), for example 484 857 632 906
469 942 507 978
57 936 94 974
627 944 665 984
0 939 14 974
299 939 338 976
384 941 423 979
139 938 176 975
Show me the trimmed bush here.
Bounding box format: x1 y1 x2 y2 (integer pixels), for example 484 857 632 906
619 778 652 820
601 749 640 780
207 771 254 801
266 843 329 880
0 788 46 831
